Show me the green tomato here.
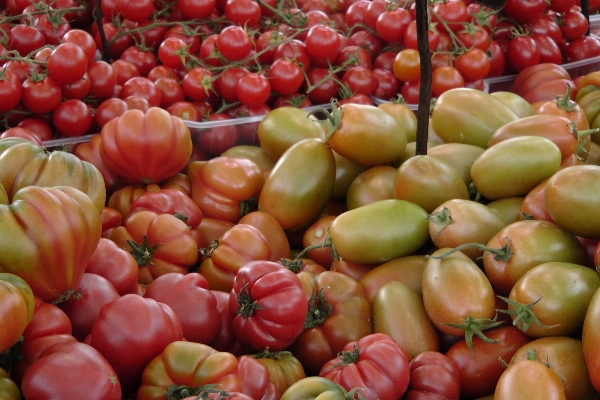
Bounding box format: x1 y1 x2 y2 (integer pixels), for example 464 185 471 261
328 199 429 264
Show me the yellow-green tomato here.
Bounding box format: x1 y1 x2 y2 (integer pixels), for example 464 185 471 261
258 138 335 232
545 165 600 239
431 88 520 148
330 151 368 201
257 107 325 161
485 197 524 226
490 91 536 119
427 143 485 187
221 145 276 173
281 377 346 400
372 281 440 360
394 155 470 214
470 136 562 200
345 166 397 210
328 199 429 264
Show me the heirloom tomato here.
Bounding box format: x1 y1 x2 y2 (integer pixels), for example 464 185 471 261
88 294 183 396
511 336 600 400
431 88 519 148
393 155 470 214
0 273 33 354
313 102 407 166
137 341 242 400
258 138 336 232
328 199 429 265
237 355 279 400
0 186 101 302
502 262 600 338
372 281 440 359
188 156 264 223
290 270 372 376
199 223 271 292
545 165 600 239
319 333 410 400
229 261 308 351
445 326 532 398
238 211 291 261
74 134 122 194
21 341 121 400
0 137 106 213
494 350 567 400
512 63 575 104
252 349 307 396
404 351 460 400
470 136 562 200
85 238 139 296
280 377 347 400
107 183 161 220
110 210 198 284
483 220 587 296
100 107 193 185
128 188 202 229
422 249 497 341
144 272 220 345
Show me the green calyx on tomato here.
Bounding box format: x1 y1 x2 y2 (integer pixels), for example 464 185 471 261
445 316 504 357
165 383 229 400
127 236 161 266
304 288 333 329
427 206 452 241
236 280 266 318
495 295 559 333
306 101 342 140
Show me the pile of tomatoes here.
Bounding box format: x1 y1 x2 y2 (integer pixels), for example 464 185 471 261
4 0 600 399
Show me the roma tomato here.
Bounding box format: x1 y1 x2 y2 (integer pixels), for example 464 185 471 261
0 186 101 303
328 199 429 264
319 333 410 400
372 281 440 359
345 165 396 210
258 138 336 232
109 210 199 284
404 351 461 400
88 294 184 396
100 107 193 185
229 261 308 351
290 270 372 376
188 156 264 223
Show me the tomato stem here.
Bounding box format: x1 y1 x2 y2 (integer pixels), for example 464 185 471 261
304 288 333 328
236 277 265 318
127 236 161 266
445 316 504 358
426 206 452 242
496 295 560 333
165 383 230 400
426 237 513 261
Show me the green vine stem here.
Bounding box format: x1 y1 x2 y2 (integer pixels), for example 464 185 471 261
426 237 513 261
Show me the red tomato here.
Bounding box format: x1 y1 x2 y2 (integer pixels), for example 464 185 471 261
216 25 253 61
46 42 88 85
507 35 540 73
404 351 461 400
85 237 139 297
320 333 410 400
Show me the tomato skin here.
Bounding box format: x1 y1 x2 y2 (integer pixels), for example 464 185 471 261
507 262 600 338
238 211 291 262
431 88 519 148
290 270 372 376
445 326 532 399
372 281 440 360
89 294 183 396
85 237 139 296
471 136 562 200
483 220 587 296
511 336 600 400
0 275 31 354
280 376 347 400
258 138 336 232
545 165 600 239
0 366 20 400
229 261 308 351
129 188 202 229
100 107 193 185
319 333 410 400
188 157 264 223
21 341 121 400
404 351 461 400
329 199 429 265
494 358 566 399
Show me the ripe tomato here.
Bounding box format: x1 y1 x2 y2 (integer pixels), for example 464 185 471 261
502 0 547 24
0 273 33 354
52 99 93 138
404 351 461 400
21 75 62 115
494 354 566 399
236 72 271 107
455 48 490 82
46 42 88 86
507 35 540 73
0 68 22 113
216 25 253 61
431 66 465 97
85 237 139 296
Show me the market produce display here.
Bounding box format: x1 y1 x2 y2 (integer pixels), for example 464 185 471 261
4 0 600 399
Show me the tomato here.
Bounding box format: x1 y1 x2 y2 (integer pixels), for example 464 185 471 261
328 199 429 264
280 377 347 400
0 366 20 400
344 165 395 210
0 273 33 355
199 223 271 292
502 0 546 24
115 0 155 21
88 294 183 396
251 349 306 396
21 75 62 115
258 138 335 232
128 188 202 232
545 165 600 239
305 67 341 104
455 48 490 82
144 272 220 345
0 68 22 114
100 107 193 185
511 336 599 400
85 237 139 296
216 25 252 62
483 220 587 296
46 42 88 86
372 281 439 359
445 326 532 399
0 127 42 145
394 155 469 214
229 261 308 351
238 211 291 262
431 88 519 148
187 156 263 223
471 136 562 200
375 7 412 43
506 35 540 73
290 270 372 376
501 262 600 338
304 24 340 61
21 341 121 400
193 113 240 156
52 98 93 138
494 351 566 400
319 333 409 400
404 351 461 400
110 210 199 284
